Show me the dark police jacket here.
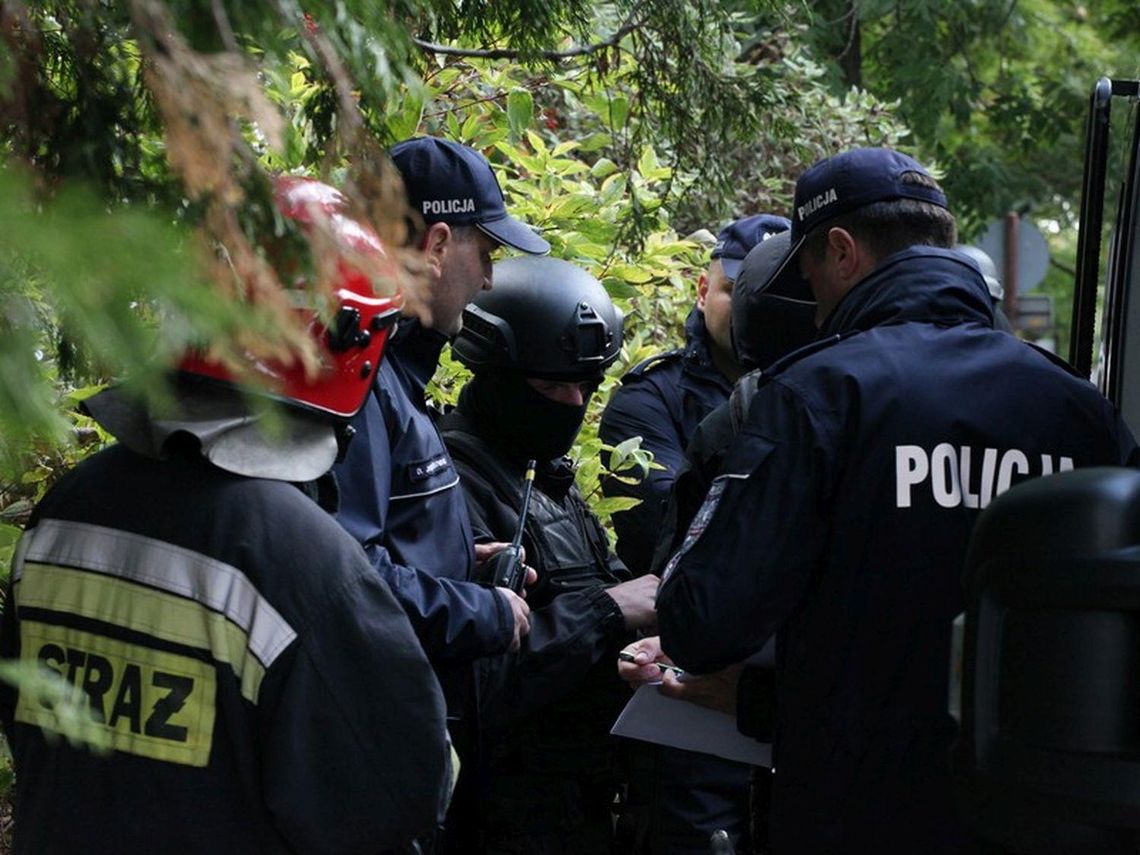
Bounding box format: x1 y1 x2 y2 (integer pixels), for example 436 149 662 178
599 307 732 575
657 247 1140 851
440 408 632 835
0 443 450 854
334 320 513 661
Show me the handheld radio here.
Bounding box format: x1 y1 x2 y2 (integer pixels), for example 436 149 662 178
487 460 537 593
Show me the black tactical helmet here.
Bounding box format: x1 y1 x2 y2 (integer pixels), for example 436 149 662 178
730 230 818 371
453 257 623 379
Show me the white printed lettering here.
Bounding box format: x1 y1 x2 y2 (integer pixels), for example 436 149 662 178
979 448 999 508
930 443 962 508
422 198 476 216
895 445 928 508
894 444 1070 509
995 449 1030 495
959 446 980 509
797 188 838 222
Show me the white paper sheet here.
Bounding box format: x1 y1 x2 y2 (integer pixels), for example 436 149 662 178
610 682 772 767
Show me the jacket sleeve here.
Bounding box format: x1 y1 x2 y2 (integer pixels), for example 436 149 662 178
452 457 628 727
334 390 513 662
477 587 625 728
656 379 832 674
260 541 452 854
598 379 687 575
649 399 739 574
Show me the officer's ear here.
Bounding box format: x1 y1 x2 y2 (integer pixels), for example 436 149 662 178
826 226 866 285
696 271 709 310
421 222 453 278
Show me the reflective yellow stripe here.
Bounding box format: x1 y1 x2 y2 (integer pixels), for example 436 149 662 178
18 563 266 703
15 621 217 767
16 520 296 669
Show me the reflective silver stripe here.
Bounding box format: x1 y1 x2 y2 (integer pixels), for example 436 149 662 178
18 519 296 668
389 474 461 502
11 528 31 583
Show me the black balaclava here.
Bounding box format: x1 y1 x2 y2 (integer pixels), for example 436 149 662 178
460 371 590 462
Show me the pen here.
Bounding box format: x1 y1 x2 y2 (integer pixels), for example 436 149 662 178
618 650 685 676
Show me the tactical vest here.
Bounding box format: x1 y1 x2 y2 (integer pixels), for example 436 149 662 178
442 425 628 609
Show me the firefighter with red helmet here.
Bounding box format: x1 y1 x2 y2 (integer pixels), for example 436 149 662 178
0 178 452 854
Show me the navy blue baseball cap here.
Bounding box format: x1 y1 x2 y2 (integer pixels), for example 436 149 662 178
391 137 550 255
763 148 948 300
711 213 790 282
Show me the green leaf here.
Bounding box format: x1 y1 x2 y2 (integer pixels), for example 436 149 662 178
608 264 655 284
524 129 548 154
578 133 612 153
603 279 640 300
591 496 642 515
63 384 107 405
607 95 630 130
637 145 671 181
0 660 111 753
510 88 535 139
612 436 644 459
590 158 618 179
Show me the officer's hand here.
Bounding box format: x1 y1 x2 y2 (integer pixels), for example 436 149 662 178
496 588 531 652
604 574 659 631
475 542 538 593
659 664 743 715
475 541 520 564
617 635 674 686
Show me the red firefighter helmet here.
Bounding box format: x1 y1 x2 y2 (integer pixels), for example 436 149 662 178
178 176 402 419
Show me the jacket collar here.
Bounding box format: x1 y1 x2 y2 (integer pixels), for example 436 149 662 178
389 317 450 388
819 246 995 337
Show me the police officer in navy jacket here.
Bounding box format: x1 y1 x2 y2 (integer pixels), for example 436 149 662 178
643 148 1139 853
333 137 549 849
600 215 789 853
599 214 789 577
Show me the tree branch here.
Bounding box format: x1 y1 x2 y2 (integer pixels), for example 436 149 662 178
835 1 862 88
412 18 643 61
211 0 238 53
1050 256 1075 278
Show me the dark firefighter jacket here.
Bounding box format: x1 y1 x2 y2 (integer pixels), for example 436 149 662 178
0 443 450 854
440 406 632 844
599 308 732 576
657 247 1140 854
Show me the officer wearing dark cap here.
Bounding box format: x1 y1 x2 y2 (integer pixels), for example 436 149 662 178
646 147 1138 853
649 230 817 573
619 231 815 855
599 214 788 854
599 213 790 577
333 136 549 849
